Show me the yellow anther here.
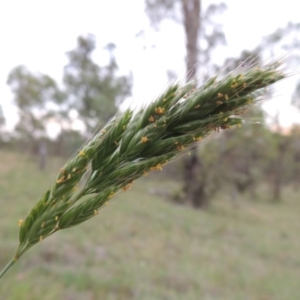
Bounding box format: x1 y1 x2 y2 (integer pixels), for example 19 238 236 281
108 192 115 199
101 129 107 134
155 107 165 115
225 94 229 101
56 176 65 184
79 151 85 157
194 104 200 109
67 174 71 180
150 164 163 171
217 92 223 98
41 222 46 228
55 216 59 221
94 210 99 215
72 168 77 172
141 136 148 143
149 115 155 123
18 219 23 227
177 145 185 151
123 182 133 191
39 236 43 241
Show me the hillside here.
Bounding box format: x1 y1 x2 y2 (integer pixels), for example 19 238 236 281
0 151 300 300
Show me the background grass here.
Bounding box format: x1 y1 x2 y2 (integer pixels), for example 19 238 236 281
0 151 300 299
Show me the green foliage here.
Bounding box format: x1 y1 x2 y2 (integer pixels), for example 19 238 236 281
0 61 287 280
7 65 64 141
145 0 179 26
6 35 132 156
260 21 300 110
263 22 300 48
63 34 132 133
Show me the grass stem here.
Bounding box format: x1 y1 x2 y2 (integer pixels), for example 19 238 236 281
0 259 16 280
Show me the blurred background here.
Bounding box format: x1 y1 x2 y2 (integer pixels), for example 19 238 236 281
1 1 300 299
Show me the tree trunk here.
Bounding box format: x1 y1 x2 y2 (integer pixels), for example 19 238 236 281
182 0 200 82
38 141 48 171
181 0 205 208
271 139 286 202
183 152 209 208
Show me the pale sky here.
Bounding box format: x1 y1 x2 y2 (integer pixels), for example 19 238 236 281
1 0 300 133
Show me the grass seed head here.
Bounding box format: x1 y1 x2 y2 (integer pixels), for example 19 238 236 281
6 59 287 272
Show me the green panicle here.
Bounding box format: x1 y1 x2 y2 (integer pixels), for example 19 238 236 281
58 187 119 229
91 110 132 171
136 84 179 129
0 59 288 281
18 190 51 244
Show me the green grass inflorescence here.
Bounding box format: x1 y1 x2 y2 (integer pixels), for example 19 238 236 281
0 60 287 280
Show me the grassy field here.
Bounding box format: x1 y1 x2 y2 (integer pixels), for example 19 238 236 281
0 151 300 300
